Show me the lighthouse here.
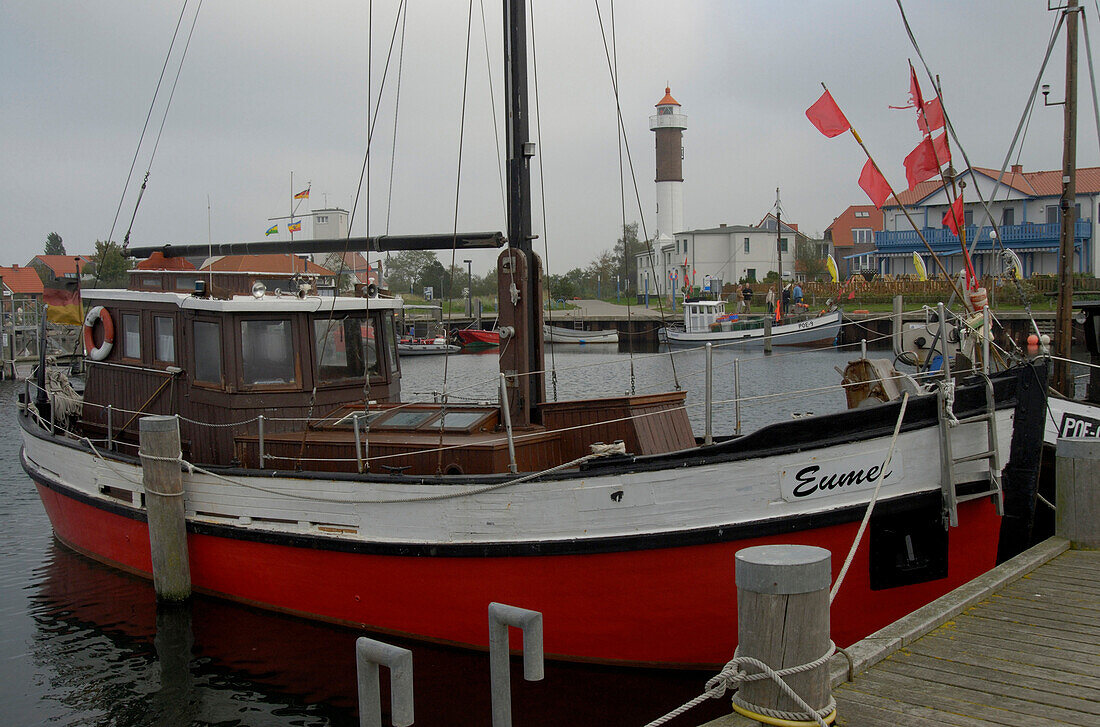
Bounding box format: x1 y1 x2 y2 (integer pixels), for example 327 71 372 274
650 86 687 243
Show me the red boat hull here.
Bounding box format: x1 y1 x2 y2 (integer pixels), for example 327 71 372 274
33 478 1001 667
455 329 500 348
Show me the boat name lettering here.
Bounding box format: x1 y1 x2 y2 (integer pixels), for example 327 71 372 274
779 450 900 502
1058 412 1100 439
797 320 814 330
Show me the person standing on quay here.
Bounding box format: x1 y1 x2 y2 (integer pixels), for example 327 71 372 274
765 285 777 314
742 282 753 314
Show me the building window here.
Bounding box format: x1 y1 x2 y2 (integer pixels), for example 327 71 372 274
122 313 140 359
317 215 329 224
193 321 222 384
964 210 974 227
1002 208 1015 226
744 238 750 254
1046 205 1059 224
855 211 869 218
241 319 297 386
853 229 872 245
746 268 756 282
154 316 175 363
779 238 788 253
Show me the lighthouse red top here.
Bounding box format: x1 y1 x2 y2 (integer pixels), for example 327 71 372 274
656 86 680 107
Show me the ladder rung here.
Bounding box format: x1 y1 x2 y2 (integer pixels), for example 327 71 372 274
950 413 994 426
953 449 997 464
957 489 1001 503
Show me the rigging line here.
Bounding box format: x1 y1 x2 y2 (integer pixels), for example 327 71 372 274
1081 6 1100 162
437 0 477 473
591 0 679 389
481 0 508 221
122 0 204 250
386 0 409 235
609 0 637 395
105 0 189 250
295 0 409 469
382 0 409 235
528 0 558 400
346 0 414 237
897 0 1065 266
1015 16 1062 169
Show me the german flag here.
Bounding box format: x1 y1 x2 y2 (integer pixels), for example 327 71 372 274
43 277 83 325
293 187 310 200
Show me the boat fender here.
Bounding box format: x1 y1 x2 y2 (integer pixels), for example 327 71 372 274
83 305 115 361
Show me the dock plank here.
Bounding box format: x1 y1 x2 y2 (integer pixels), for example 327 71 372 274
830 549 1100 727
910 633 1100 691
847 667 1090 726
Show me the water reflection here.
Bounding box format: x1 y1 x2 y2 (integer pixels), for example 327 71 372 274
28 542 726 726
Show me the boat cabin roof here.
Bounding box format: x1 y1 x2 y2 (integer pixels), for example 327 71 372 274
88 288 403 313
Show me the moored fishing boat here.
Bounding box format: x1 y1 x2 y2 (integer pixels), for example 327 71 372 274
661 298 843 347
542 324 619 344
18 0 1048 669
454 327 500 349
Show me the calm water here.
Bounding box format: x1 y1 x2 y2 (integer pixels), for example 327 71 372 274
0 342 874 726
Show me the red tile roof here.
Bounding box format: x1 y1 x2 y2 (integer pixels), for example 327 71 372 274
32 255 92 276
885 165 1100 206
201 254 334 275
0 266 45 295
824 205 883 246
656 86 680 107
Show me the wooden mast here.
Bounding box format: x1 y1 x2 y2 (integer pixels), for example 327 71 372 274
498 0 545 427
1054 0 1080 396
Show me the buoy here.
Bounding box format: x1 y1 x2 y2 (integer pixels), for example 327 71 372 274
1027 334 1039 346
1040 333 1051 346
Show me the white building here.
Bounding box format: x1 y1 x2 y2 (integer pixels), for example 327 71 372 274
636 214 809 297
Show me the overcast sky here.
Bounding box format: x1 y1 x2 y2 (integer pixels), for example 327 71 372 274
3 1 1098 278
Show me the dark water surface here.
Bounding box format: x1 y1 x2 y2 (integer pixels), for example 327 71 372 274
1 345 869 726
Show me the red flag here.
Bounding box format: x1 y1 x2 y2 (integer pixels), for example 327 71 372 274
805 90 850 138
917 96 945 135
903 132 951 189
858 159 892 208
889 61 925 111
942 196 964 236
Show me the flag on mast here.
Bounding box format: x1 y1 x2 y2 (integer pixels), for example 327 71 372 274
805 90 850 138
288 220 302 233
265 224 278 236
858 159 892 208
294 187 310 200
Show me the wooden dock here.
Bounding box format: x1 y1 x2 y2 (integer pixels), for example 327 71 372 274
702 537 1100 727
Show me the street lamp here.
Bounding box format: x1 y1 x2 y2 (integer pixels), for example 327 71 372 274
463 259 472 318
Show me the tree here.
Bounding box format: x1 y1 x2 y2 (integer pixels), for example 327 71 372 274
90 240 131 288
384 251 441 295
612 222 646 294
796 238 828 282
44 232 65 256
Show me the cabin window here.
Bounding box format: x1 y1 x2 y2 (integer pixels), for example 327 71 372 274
175 276 199 292
122 313 141 359
193 321 222 384
381 311 399 374
241 319 296 386
154 316 175 363
312 315 379 383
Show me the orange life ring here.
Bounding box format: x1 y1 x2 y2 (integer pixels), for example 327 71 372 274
83 305 115 361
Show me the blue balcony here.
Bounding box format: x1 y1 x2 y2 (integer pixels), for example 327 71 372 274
875 220 1092 255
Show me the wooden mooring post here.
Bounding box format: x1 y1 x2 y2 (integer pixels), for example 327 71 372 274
1055 437 1100 549
139 415 192 602
735 544 832 724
